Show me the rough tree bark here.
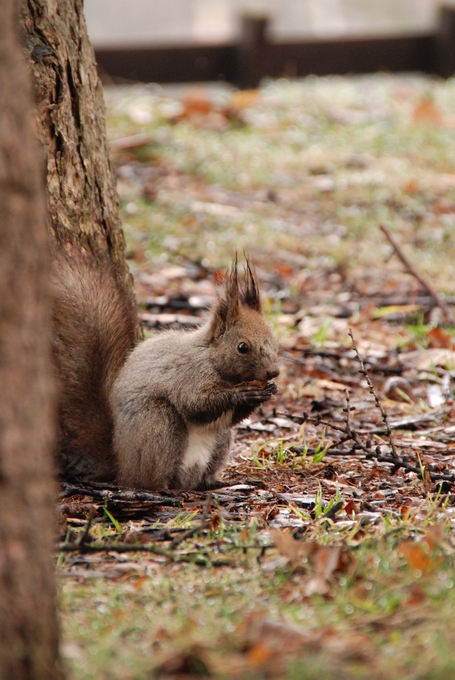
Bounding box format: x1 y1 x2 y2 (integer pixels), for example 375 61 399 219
0 3 63 680
20 0 139 339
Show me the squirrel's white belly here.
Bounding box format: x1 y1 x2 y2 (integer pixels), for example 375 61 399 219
182 411 233 472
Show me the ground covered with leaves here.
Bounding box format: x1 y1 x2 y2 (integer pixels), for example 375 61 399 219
58 74 455 679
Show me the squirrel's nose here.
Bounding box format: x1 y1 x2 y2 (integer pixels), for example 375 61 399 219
267 368 280 380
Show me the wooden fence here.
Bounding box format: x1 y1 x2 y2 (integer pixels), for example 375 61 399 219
95 6 455 87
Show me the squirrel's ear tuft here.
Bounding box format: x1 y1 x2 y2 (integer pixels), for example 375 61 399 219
208 255 261 340
208 256 240 340
240 257 261 312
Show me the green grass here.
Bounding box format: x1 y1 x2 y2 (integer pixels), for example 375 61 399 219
59 505 455 679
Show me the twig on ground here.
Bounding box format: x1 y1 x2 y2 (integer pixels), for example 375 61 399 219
344 388 353 438
76 506 95 548
281 409 449 433
57 541 232 566
58 483 181 506
169 492 213 548
363 452 453 482
281 394 455 483
349 328 399 460
306 409 455 482
356 408 449 434
379 224 453 323
59 542 171 555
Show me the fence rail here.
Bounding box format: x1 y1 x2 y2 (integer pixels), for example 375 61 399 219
95 6 455 87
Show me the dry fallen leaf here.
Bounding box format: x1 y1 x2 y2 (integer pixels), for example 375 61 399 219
239 528 249 542
180 86 213 118
413 97 443 125
237 610 310 670
270 529 312 566
400 500 413 519
422 521 446 551
405 584 427 606
383 376 414 403
304 546 341 596
247 641 274 668
230 89 260 110
345 500 360 517
397 540 432 572
403 348 455 370
427 327 454 350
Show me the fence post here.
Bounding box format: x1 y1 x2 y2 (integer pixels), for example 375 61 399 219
436 6 455 77
236 14 269 88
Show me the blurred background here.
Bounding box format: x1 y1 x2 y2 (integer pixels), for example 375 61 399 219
85 0 446 47
84 1 455 86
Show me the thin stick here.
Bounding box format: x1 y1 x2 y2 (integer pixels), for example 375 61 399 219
169 492 213 549
57 541 232 566
345 388 352 437
349 329 399 460
58 483 181 506
379 224 453 323
296 410 455 481
76 506 95 548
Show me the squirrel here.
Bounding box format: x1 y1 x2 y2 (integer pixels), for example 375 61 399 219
51 255 279 491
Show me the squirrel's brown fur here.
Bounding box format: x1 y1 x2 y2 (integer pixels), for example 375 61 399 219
51 256 279 490
51 257 137 481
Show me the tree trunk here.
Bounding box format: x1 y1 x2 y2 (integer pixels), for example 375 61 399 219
20 0 140 340
0 3 63 679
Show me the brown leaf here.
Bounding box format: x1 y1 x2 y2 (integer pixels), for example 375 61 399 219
404 178 419 194
397 540 432 572
383 376 413 402
264 506 280 521
247 641 274 668
304 574 331 597
239 528 249 542
406 584 427 606
314 378 348 392
345 500 360 517
434 198 455 214
271 530 312 566
427 327 454 349
230 89 260 110
181 87 213 118
304 546 341 596
122 531 150 544
413 97 442 125
209 512 220 531
133 576 149 590
355 582 373 600
423 464 432 492
313 545 342 578
405 348 455 370
399 500 412 519
237 611 309 663
422 521 446 551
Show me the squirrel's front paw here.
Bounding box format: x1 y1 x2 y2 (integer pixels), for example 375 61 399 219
233 380 277 405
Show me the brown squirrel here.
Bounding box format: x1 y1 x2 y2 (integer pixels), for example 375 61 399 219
51 256 279 490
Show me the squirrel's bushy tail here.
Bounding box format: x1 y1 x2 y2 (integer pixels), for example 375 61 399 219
51 256 137 481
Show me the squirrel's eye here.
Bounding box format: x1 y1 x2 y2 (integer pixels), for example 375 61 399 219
237 342 249 354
